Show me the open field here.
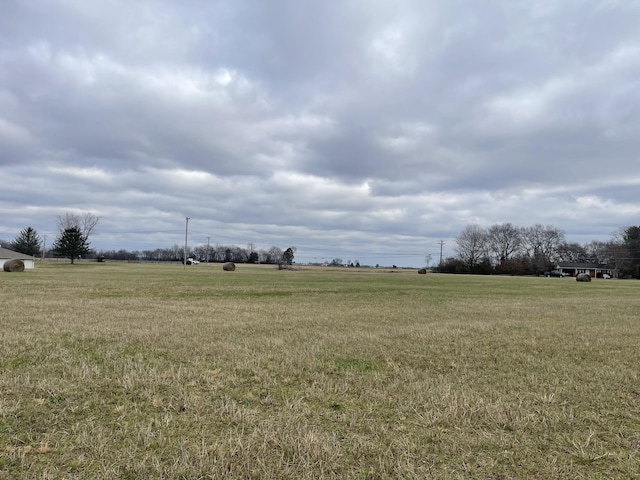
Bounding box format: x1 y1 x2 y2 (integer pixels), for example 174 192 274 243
1 263 639 479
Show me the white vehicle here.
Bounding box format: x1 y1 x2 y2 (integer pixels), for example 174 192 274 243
602 273 611 279
186 258 200 265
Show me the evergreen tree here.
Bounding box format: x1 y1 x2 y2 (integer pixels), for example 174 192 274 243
620 226 640 278
282 247 295 265
11 227 41 256
51 227 91 264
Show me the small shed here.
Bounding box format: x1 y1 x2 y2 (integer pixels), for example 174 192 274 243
0 247 36 270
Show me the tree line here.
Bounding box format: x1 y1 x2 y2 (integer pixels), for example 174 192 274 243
4 213 296 266
95 244 296 265
443 223 640 278
5 214 639 276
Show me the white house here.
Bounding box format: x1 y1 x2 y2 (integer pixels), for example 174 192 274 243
0 246 36 270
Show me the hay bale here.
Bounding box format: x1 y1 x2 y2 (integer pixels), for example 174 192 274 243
3 259 25 272
417 268 427 274
222 262 236 271
576 273 591 282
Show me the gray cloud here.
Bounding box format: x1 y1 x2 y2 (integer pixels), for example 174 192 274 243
2 0 640 266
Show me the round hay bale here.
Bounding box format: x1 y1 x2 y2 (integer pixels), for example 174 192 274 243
576 273 591 282
417 268 427 274
222 262 236 271
3 259 25 272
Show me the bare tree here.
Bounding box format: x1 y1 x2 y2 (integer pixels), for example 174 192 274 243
193 244 209 261
584 240 613 264
257 248 269 264
267 246 284 264
57 212 100 240
556 242 588 263
231 246 248 263
456 224 488 269
213 244 226 262
487 223 522 264
521 224 565 271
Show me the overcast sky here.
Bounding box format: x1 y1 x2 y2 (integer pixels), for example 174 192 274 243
1 0 639 266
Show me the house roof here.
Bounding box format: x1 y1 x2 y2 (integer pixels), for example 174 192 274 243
557 262 613 269
0 247 34 260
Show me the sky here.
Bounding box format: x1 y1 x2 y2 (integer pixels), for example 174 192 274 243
1 0 639 267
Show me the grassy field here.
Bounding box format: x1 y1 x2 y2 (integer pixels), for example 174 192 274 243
1 262 639 479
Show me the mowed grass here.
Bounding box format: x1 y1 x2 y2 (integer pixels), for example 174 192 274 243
1 263 639 479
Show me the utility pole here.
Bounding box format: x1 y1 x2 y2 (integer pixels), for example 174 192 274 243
184 217 190 269
439 240 445 266
42 234 47 261
206 236 210 263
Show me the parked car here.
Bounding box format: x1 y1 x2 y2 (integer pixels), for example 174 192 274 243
544 270 564 277
602 273 611 279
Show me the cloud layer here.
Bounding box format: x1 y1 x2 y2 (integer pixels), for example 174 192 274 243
2 0 640 265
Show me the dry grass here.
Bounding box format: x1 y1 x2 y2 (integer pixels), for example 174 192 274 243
1 263 639 479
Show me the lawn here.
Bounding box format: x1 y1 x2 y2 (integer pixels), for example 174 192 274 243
1 263 639 479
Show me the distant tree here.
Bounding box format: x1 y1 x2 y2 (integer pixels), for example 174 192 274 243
57 212 100 241
623 226 640 243
267 246 283 264
256 248 269 264
495 258 526 275
329 258 343 266
556 242 588 263
140 250 152 261
247 251 259 263
617 226 640 278
487 223 522 264
521 224 564 273
192 245 208 262
169 244 182 261
231 246 248 263
456 224 489 270
246 242 256 260
584 240 615 264
439 256 468 274
95 249 139 261
11 227 41 256
213 244 226 262
51 227 91 264
282 247 296 265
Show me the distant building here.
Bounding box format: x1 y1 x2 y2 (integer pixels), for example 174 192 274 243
0 246 36 270
556 262 615 279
